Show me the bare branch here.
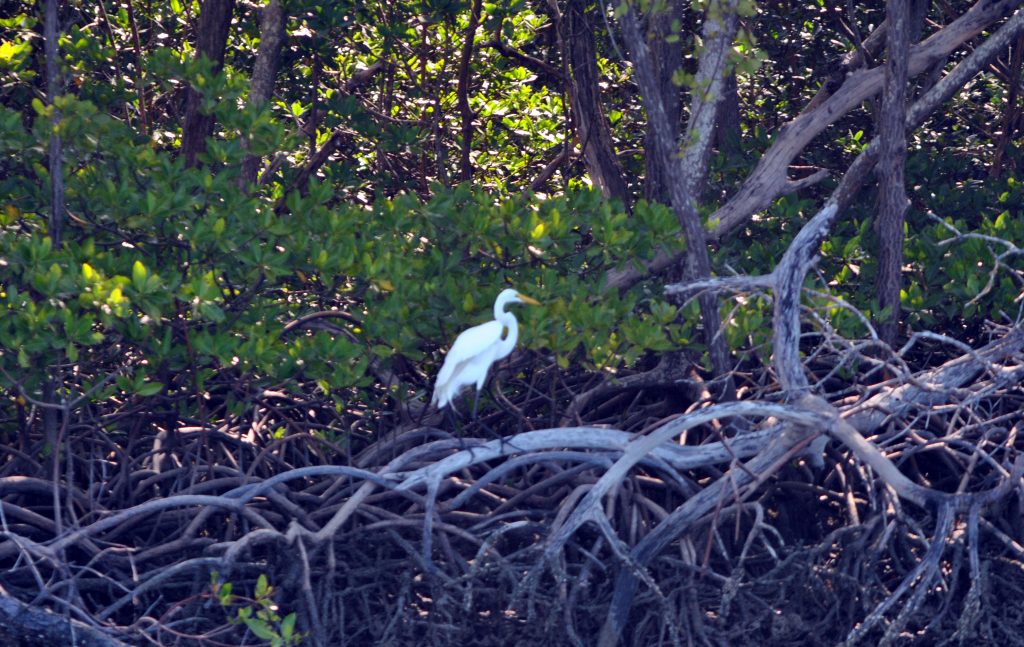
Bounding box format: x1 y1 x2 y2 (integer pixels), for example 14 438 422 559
710 0 1022 242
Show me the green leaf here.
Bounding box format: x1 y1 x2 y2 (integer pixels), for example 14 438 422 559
136 382 162 396
132 260 148 291
218 581 233 604
245 618 277 640
281 613 296 640
82 263 99 282
0 40 21 64
198 302 225 322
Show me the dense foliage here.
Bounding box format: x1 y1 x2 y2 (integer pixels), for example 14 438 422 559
0 2 703 425
2 2 1019 422
2 0 1024 644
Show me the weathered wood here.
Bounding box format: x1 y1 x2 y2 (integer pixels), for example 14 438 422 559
0 594 129 647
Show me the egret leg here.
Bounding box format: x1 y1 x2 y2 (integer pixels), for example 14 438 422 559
487 380 508 417
469 388 499 442
486 380 515 451
471 382 510 442
445 405 469 451
471 388 481 420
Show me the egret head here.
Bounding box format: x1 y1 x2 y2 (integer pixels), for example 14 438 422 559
497 288 540 308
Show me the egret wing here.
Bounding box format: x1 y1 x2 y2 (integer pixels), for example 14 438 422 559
435 320 504 386
432 320 505 406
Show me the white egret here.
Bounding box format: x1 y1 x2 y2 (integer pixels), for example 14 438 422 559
431 288 540 417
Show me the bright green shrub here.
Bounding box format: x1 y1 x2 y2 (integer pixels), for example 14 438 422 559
0 92 689 431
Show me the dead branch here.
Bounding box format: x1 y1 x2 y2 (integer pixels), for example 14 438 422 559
0 593 129 647
607 0 1024 293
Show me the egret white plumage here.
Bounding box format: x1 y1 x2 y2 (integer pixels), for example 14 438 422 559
431 288 540 416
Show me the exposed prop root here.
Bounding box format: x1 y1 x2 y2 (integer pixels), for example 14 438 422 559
3 324 1024 645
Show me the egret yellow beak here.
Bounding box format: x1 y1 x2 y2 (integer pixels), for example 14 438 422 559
516 293 541 306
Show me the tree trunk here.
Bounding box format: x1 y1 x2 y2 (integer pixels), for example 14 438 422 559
621 1 739 395
990 32 1024 178
714 69 742 163
240 0 287 187
557 0 631 206
181 0 236 168
875 0 910 346
44 0 63 249
456 0 483 182
643 1 685 205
